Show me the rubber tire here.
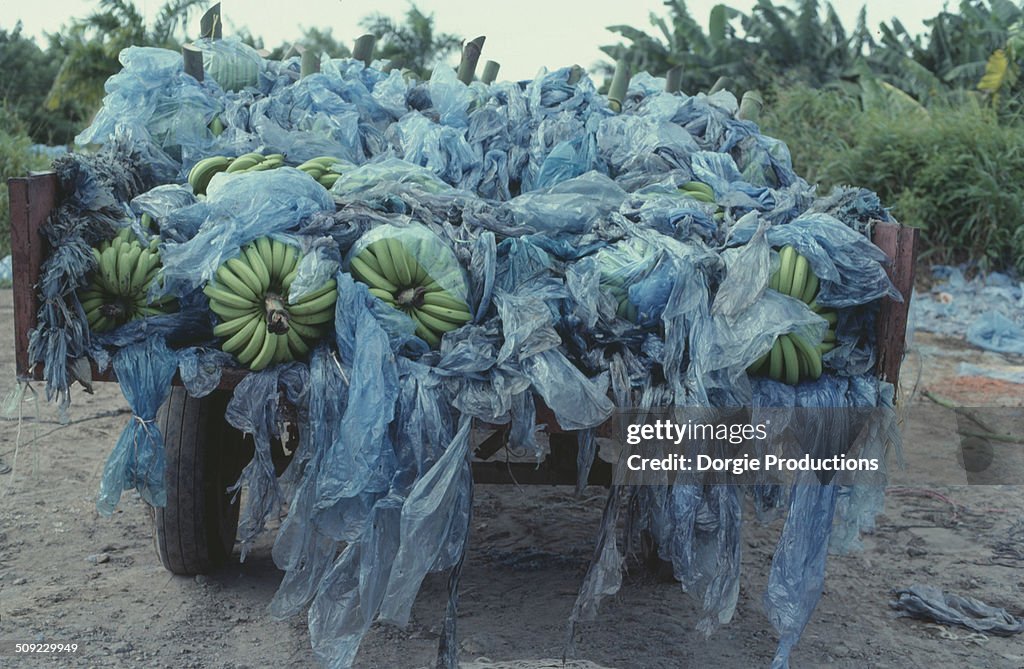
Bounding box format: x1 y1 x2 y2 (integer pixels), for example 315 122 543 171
153 387 248 575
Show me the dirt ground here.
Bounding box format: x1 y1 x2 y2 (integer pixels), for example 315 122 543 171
2 286 1023 669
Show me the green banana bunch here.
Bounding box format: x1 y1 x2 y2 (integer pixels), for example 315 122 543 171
78 228 177 333
600 276 638 323
677 181 716 204
751 245 841 384
748 332 825 385
187 153 287 195
296 156 348 190
348 237 472 348
205 237 336 370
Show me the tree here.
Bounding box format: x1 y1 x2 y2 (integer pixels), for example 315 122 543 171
360 3 461 78
0 23 84 144
45 0 207 113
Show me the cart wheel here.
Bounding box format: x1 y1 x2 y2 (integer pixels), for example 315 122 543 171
153 387 250 575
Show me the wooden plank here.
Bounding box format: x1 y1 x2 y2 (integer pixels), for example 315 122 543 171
872 222 919 388
9 172 57 380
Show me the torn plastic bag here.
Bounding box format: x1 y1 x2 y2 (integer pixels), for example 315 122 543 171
314 273 400 509
502 172 626 235
890 585 1024 635
130 184 198 228
226 361 309 558
194 37 263 93
77 47 222 165
160 168 333 291
96 337 178 514
387 113 480 187
966 311 1024 355
175 347 235 398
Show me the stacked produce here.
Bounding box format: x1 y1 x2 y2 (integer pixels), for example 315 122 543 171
22 36 906 669
78 228 177 332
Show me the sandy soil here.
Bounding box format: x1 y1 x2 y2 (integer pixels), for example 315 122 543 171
1 287 1023 669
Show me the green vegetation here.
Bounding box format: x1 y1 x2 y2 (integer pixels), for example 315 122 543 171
763 86 1024 272
0 111 50 256
3 0 1024 272
602 0 1024 272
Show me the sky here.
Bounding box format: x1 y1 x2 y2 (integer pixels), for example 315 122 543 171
9 0 949 81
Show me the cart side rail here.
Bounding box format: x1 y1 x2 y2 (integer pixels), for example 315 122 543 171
8 171 57 380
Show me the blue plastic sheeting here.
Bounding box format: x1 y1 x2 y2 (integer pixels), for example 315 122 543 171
37 48 913 669
913 266 1024 355
96 337 178 515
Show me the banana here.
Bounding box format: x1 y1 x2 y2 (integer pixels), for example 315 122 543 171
409 258 429 286
350 257 399 293
243 244 271 293
226 152 264 173
778 246 796 296
681 181 715 198
216 263 260 302
272 331 292 364
800 272 819 304
226 257 264 297
214 313 259 338
790 253 808 301
421 290 469 311
189 156 232 194
779 334 800 385
279 245 299 280
288 309 335 326
286 289 337 317
822 311 838 326
236 320 267 365
367 241 398 285
419 303 472 323
249 331 280 371
281 268 299 293
768 338 783 381
369 287 396 305
285 326 310 358
290 279 337 306
414 308 464 335
408 310 441 348
221 315 263 353
209 301 260 321
204 283 256 310
387 239 414 286
269 239 286 280
819 342 835 355
789 332 823 380
256 238 275 278
286 319 323 340
769 251 781 291
823 329 836 343
318 173 341 189
361 243 387 275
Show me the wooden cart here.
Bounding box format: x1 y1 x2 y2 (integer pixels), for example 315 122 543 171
7 171 919 575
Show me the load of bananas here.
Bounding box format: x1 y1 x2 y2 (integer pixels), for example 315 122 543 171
79 228 177 333
204 237 337 371
749 245 838 384
187 153 347 196
348 237 472 348
187 152 285 195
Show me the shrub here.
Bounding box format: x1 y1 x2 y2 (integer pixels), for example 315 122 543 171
1 110 51 258
763 86 1024 273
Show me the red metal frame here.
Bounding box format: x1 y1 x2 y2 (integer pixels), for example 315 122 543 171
7 172 918 485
